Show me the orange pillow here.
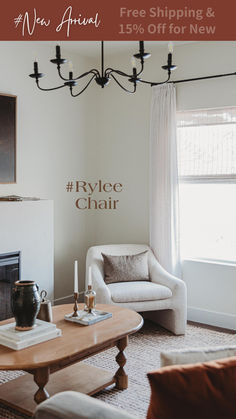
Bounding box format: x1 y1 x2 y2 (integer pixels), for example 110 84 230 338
147 356 236 419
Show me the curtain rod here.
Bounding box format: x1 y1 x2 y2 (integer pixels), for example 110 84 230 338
151 72 236 86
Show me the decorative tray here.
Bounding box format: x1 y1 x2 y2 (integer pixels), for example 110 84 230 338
65 309 112 326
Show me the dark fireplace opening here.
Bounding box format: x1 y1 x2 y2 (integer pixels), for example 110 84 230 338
0 252 20 320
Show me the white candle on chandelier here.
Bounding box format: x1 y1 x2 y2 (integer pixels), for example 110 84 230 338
68 61 74 72
131 56 137 69
74 260 78 293
34 52 38 63
168 42 174 54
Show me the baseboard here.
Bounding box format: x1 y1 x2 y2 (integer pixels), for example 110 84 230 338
188 307 236 331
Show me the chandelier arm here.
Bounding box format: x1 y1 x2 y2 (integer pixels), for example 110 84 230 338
105 64 144 79
74 70 100 80
105 68 131 78
110 74 136 94
105 59 145 79
70 75 96 97
36 80 66 91
57 66 100 81
57 66 70 81
136 61 144 77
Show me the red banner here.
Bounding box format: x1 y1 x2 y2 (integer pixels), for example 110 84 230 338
1 0 236 40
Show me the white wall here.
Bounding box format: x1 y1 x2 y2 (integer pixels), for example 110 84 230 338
90 46 151 246
183 259 236 329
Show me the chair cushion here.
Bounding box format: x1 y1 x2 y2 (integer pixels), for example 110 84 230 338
147 356 236 419
102 251 149 284
108 281 172 303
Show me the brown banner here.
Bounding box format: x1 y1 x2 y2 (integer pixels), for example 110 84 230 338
0 0 236 40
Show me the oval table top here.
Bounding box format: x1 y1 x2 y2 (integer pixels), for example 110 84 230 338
0 304 143 370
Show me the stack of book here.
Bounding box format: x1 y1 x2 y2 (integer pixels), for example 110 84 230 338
0 195 40 201
0 319 61 350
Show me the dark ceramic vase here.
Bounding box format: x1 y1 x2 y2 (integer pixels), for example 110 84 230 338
11 281 41 331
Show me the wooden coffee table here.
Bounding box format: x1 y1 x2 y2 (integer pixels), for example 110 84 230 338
0 303 143 416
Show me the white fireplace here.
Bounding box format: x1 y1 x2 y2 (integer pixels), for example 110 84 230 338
0 200 54 303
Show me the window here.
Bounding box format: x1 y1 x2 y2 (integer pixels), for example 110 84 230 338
177 107 236 263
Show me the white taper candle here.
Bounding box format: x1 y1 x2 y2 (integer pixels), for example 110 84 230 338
88 266 92 286
168 41 174 54
131 56 136 69
68 60 74 71
74 260 78 293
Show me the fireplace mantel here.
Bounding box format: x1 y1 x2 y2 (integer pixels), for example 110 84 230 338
0 200 54 300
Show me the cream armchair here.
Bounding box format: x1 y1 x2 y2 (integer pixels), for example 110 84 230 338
86 244 187 335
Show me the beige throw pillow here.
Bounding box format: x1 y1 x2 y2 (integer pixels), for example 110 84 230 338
102 251 149 284
160 346 236 367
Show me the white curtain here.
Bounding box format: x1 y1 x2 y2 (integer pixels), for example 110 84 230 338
149 84 181 277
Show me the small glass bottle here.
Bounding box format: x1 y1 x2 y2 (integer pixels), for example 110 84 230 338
84 285 96 313
84 266 96 313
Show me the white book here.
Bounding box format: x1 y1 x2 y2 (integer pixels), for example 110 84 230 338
0 328 61 350
0 319 56 342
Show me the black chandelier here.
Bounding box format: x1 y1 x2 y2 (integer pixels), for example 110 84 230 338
29 41 236 97
29 41 177 96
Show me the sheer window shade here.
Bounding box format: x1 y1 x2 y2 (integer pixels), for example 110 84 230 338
177 107 236 182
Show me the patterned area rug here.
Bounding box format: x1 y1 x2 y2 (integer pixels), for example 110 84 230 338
0 320 235 418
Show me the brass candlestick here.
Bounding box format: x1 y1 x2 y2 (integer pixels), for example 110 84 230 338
72 292 79 317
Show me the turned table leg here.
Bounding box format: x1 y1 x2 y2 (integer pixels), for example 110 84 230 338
33 367 50 404
115 336 128 390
